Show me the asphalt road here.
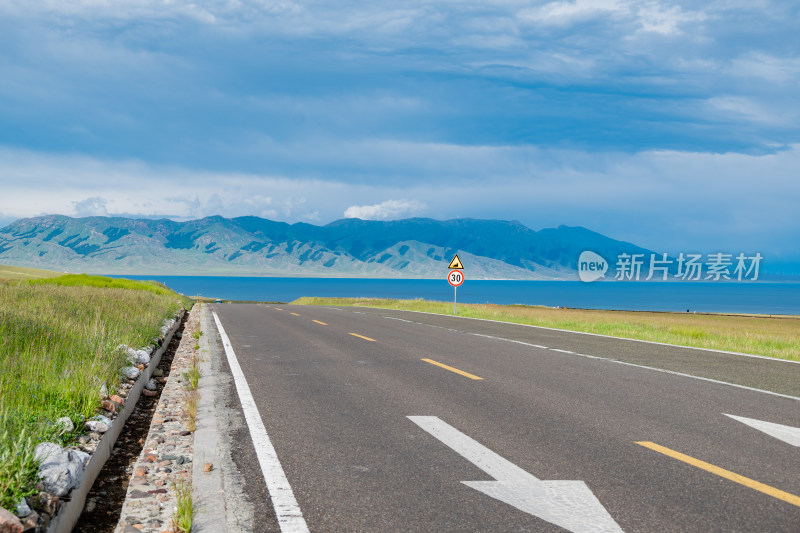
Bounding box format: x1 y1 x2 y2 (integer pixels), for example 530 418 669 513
208 303 800 532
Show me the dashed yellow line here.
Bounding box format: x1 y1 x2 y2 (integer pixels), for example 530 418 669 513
349 333 376 342
313 320 328 325
421 358 483 380
637 441 800 508
275 307 283 311
290 312 301 316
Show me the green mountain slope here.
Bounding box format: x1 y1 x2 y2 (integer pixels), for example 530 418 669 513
0 215 652 279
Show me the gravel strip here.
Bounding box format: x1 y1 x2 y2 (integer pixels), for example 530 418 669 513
114 308 201 533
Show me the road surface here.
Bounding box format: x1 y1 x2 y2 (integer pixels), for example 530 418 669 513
206 303 800 532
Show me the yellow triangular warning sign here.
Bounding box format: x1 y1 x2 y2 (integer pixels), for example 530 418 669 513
448 254 464 269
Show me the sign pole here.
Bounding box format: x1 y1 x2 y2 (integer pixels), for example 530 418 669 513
447 255 464 316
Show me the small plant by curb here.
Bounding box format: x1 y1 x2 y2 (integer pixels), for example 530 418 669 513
180 336 202 432
181 390 199 433
183 361 201 391
171 477 197 533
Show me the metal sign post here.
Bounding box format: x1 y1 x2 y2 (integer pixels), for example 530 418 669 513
448 269 464 314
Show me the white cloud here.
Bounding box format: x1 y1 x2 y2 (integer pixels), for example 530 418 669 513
518 0 626 26
3 142 797 255
72 196 109 216
344 199 426 220
517 0 703 36
708 96 795 127
729 53 800 85
635 2 704 35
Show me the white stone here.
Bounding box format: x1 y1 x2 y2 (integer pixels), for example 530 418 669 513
145 378 158 391
55 416 74 434
34 442 64 464
85 420 109 433
16 497 31 517
35 442 84 497
121 366 141 380
124 346 150 364
70 448 91 467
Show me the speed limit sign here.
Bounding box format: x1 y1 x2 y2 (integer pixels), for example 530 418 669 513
448 269 464 287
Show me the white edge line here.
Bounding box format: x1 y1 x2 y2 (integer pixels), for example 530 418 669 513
349 306 800 365
475 333 800 402
212 311 310 533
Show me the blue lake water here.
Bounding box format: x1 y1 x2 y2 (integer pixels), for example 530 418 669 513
117 276 800 315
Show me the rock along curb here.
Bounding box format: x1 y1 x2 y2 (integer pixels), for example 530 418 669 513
44 309 185 533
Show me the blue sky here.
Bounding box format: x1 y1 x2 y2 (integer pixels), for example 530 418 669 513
0 1 798 262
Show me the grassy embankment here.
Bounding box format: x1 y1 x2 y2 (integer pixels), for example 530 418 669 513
293 297 800 362
0 270 191 510
0 264 63 280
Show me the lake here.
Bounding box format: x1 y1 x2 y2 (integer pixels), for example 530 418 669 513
117 276 800 315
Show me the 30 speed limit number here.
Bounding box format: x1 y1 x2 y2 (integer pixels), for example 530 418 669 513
448 269 464 287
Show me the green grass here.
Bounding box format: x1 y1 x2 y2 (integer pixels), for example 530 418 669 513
0 410 49 513
293 297 800 361
0 275 191 510
171 477 197 533
183 361 201 392
30 273 175 296
181 338 202 433
0 264 63 280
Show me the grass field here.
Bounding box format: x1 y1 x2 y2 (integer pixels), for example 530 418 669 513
293 297 800 361
0 274 191 510
0 264 64 280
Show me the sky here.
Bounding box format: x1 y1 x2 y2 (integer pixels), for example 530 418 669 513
0 1 799 262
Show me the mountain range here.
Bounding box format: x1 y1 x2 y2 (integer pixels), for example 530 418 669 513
0 215 653 279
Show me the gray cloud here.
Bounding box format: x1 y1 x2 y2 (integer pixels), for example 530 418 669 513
0 1 798 261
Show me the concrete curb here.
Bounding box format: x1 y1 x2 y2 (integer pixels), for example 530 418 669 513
191 304 228 532
46 309 185 533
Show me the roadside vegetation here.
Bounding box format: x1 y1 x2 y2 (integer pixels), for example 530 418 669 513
171 477 197 533
0 269 190 510
293 297 800 361
173 309 203 530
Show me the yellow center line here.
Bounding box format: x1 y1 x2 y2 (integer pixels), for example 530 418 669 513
290 312 301 316
349 333 376 342
636 441 800 508
275 307 283 311
313 320 328 325
421 358 483 380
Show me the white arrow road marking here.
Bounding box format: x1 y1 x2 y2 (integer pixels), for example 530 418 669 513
725 414 800 447
408 416 623 533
